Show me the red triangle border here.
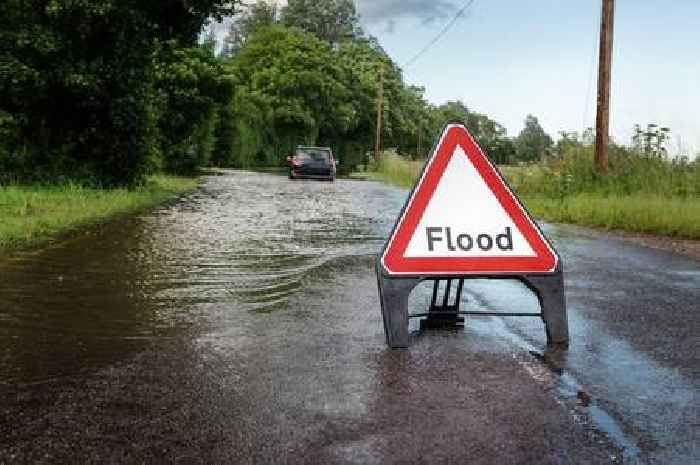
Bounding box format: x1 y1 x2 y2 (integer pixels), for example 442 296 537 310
381 124 558 275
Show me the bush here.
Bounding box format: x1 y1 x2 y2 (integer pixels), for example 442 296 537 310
0 1 237 186
503 145 700 199
156 45 233 175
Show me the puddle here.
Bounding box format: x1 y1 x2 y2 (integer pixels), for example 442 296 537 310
455 286 645 463
0 171 406 386
480 317 642 461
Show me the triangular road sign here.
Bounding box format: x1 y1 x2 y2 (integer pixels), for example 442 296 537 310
381 122 558 276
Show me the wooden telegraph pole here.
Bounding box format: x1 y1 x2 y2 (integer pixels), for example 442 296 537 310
374 64 384 161
595 0 615 174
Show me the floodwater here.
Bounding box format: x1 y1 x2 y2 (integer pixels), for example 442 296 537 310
0 170 698 464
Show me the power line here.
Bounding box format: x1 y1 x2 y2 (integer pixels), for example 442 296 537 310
402 0 476 68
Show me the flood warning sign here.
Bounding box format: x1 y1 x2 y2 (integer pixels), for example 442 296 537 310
381 123 558 275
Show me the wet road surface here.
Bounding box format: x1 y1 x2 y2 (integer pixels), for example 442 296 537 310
1 170 698 464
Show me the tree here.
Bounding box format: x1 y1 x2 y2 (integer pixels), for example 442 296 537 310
0 0 240 185
465 111 508 157
328 37 391 166
281 0 360 44
330 36 430 166
515 115 553 163
553 131 586 158
427 101 512 163
156 44 234 174
230 25 355 164
489 137 516 165
430 100 470 128
221 1 278 57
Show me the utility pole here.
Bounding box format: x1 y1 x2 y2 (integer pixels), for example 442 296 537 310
374 64 384 162
595 0 615 174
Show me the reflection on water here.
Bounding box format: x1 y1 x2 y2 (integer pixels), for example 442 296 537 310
0 171 406 386
458 277 698 465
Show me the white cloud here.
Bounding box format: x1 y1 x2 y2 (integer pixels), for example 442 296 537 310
355 0 457 25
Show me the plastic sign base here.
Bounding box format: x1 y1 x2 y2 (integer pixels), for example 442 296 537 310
376 259 569 349
376 121 569 349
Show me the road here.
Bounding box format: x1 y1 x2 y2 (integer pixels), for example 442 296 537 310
1 170 698 464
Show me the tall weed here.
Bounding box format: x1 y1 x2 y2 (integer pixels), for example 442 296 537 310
504 146 699 198
367 147 700 238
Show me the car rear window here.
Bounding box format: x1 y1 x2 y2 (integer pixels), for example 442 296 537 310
298 149 331 163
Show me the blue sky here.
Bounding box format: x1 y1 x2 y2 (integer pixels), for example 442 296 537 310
355 0 700 155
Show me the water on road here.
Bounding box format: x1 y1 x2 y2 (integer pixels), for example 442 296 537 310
1 170 698 464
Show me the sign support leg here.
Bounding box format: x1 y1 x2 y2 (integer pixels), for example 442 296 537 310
521 271 569 346
377 268 568 349
376 269 420 348
422 279 465 329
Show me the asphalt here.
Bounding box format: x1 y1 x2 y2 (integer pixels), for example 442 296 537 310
0 170 697 464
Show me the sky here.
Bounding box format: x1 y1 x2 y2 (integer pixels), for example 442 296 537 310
216 0 700 155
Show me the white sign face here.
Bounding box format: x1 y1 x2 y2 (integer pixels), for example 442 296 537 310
381 123 558 275
404 145 536 258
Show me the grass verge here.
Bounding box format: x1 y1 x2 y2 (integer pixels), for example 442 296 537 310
0 175 198 251
364 151 700 239
520 194 700 238
362 153 423 189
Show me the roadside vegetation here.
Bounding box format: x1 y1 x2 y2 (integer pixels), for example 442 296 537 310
2 1 697 244
1 0 523 248
0 176 197 251
502 146 700 238
1 1 520 185
370 137 700 239
1 0 639 186
1 1 234 249
361 150 424 188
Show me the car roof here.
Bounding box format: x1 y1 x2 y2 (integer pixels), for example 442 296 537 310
297 146 332 151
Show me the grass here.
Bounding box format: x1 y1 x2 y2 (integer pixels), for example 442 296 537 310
521 194 700 238
0 175 198 251
365 149 700 239
363 151 424 189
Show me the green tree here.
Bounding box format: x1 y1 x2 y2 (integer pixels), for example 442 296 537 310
281 0 360 44
156 44 234 174
230 25 355 164
553 131 585 158
426 100 512 163
325 36 425 167
430 100 470 125
515 115 553 162
331 37 389 165
213 16 517 172
221 1 278 57
489 137 516 165
0 0 240 185
465 111 508 159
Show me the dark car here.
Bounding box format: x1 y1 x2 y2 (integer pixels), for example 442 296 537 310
287 146 337 181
